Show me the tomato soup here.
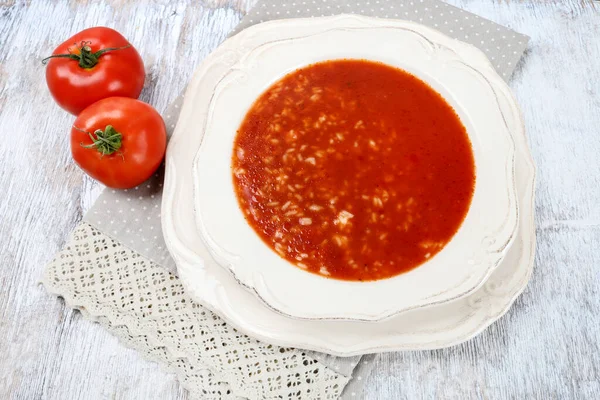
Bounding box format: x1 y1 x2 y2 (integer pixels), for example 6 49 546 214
232 60 475 281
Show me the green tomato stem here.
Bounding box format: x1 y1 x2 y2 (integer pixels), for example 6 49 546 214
78 125 123 156
42 41 131 69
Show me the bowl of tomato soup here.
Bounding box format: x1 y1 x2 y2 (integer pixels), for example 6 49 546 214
179 16 519 321
232 60 475 282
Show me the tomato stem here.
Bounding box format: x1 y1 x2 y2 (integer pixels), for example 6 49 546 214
42 41 131 68
77 125 123 156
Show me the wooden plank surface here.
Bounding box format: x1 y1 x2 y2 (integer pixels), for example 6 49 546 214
0 0 598 398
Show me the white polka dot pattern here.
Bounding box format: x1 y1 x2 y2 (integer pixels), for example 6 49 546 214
83 96 185 275
339 354 378 399
232 0 529 80
85 0 528 283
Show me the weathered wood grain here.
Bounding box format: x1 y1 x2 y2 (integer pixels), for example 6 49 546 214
0 0 598 399
0 1 252 399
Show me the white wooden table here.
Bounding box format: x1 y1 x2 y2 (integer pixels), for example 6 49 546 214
1 1 599 398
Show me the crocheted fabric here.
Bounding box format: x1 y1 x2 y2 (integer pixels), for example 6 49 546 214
43 222 353 400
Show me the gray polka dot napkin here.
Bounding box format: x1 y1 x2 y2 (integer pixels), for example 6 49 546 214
80 1 528 398
85 0 529 278
232 0 529 80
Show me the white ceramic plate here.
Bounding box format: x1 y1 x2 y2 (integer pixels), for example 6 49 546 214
161 54 535 355
163 16 535 354
163 15 520 321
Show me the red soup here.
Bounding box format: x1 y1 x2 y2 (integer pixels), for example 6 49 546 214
232 60 475 281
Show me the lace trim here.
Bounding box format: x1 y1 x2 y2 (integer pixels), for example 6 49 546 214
43 222 349 399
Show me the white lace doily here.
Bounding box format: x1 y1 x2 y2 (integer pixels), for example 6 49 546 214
43 222 360 399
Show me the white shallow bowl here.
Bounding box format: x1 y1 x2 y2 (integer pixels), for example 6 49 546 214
161 35 535 354
163 15 520 321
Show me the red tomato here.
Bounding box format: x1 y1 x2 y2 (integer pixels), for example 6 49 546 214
44 27 145 115
71 97 167 189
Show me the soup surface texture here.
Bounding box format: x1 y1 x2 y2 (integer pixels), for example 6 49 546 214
232 60 475 281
